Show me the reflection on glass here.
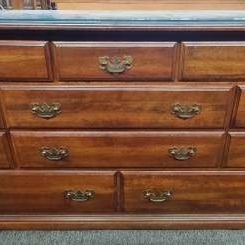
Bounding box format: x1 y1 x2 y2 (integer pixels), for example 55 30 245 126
0 0 12 9
0 0 54 9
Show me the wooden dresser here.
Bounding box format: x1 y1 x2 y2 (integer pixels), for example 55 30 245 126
2 5 245 229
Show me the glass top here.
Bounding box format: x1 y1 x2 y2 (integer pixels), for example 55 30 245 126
1 10 245 26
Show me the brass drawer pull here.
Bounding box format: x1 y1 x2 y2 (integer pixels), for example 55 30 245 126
31 103 61 119
144 189 172 203
65 190 95 202
40 147 69 161
171 103 201 119
169 146 197 161
99 56 133 74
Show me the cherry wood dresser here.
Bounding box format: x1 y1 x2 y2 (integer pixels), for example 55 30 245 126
2 4 245 229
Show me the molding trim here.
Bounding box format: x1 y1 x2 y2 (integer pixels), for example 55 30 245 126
1 214 245 229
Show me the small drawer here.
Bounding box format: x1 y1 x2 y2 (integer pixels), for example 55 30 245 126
53 42 177 81
226 132 245 167
122 171 245 213
11 131 224 168
2 86 231 129
180 42 245 81
0 41 52 81
0 131 12 169
0 171 116 214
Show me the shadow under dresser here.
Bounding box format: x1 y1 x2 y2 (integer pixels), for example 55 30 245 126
2 6 245 229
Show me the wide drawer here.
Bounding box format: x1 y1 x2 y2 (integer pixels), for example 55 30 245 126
53 42 177 80
0 131 12 169
1 86 231 129
226 132 245 167
0 171 116 214
122 171 245 213
11 131 225 168
180 42 245 81
0 41 52 81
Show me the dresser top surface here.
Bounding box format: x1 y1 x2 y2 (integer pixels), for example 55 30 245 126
1 10 245 26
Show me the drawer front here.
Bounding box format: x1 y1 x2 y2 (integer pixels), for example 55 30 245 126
0 41 52 81
0 132 12 169
234 87 245 128
122 171 245 213
181 42 245 81
0 113 4 128
0 171 116 214
227 132 245 167
11 131 224 168
2 86 231 129
54 42 177 80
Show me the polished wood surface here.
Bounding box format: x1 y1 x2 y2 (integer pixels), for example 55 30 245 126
1 86 232 129
233 86 245 128
54 0 245 10
0 131 12 169
54 42 177 81
226 132 245 167
180 42 245 81
0 41 52 81
11 131 224 168
122 171 245 213
0 171 116 213
10 0 245 11
2 7 245 229
2 214 245 230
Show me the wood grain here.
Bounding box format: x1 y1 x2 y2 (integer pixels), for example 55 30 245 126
54 0 245 10
53 42 177 81
11 131 225 168
233 86 245 128
2 214 245 230
226 132 245 167
1 85 232 129
1 11 245 230
0 131 12 169
0 41 52 81
180 42 245 81
122 171 245 213
0 171 116 214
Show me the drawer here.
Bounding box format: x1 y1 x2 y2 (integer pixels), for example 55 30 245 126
0 132 12 169
11 131 224 168
0 41 52 81
0 113 4 128
0 171 116 214
180 42 245 81
122 171 245 213
234 87 245 128
226 132 245 167
53 42 177 81
2 86 231 129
